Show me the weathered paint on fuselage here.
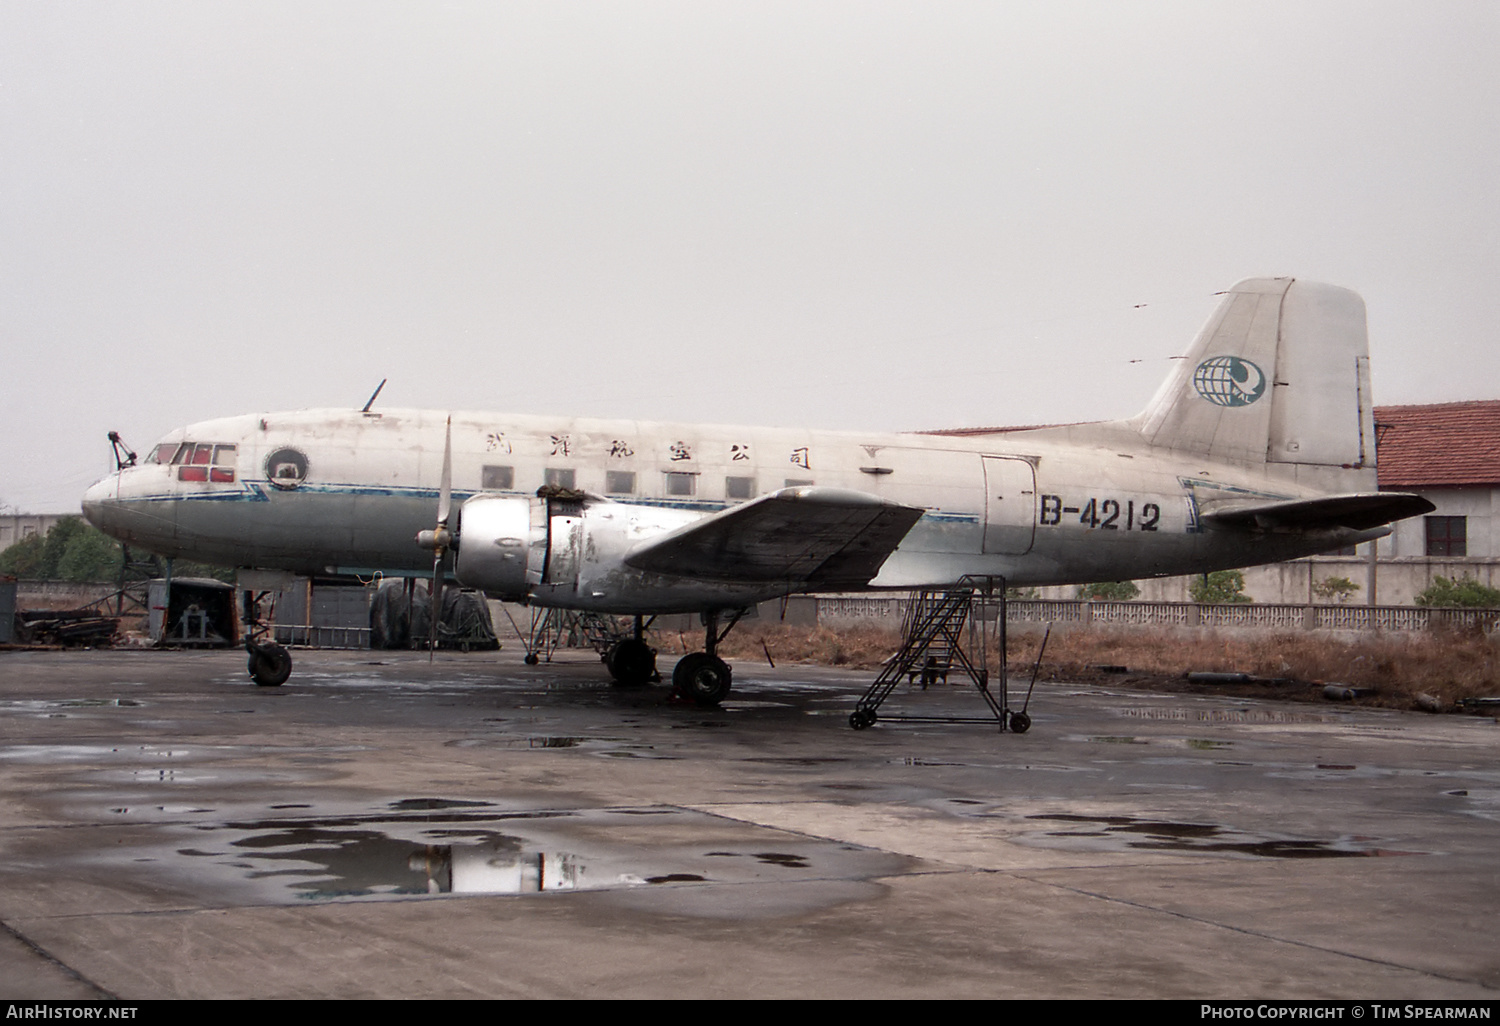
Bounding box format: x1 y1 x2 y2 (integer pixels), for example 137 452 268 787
82 406 1379 614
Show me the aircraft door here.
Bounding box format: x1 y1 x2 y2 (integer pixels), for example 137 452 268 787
981 456 1036 555
538 497 583 590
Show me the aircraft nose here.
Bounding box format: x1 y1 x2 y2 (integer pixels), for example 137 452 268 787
81 475 120 532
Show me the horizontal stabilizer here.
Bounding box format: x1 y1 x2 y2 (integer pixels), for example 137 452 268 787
624 487 924 587
1199 492 1435 532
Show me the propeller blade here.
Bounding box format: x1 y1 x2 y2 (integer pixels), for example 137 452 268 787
428 414 453 662
429 558 443 662
437 415 452 528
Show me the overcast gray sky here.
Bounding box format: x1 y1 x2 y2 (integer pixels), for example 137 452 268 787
3 1 1497 513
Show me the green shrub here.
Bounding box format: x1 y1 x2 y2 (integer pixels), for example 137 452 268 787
1414 575 1500 609
1311 576 1360 603
1076 580 1140 601
1189 569 1252 604
0 517 122 582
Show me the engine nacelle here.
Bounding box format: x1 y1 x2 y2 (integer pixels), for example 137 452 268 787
455 492 761 611
453 495 544 600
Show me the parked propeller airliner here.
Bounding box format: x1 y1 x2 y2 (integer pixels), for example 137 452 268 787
83 278 1432 704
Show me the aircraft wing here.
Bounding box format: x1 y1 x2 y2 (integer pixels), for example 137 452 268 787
1199 492 1435 532
623 486 925 587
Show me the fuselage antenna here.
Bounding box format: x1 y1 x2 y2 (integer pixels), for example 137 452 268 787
361 378 387 413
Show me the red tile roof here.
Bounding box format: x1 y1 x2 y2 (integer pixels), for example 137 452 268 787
1374 401 1500 489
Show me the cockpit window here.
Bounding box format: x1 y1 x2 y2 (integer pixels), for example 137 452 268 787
174 441 238 483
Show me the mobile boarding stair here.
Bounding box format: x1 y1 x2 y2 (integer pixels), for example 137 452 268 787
849 576 1037 733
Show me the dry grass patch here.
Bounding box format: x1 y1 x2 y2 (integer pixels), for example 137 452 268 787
1023 625 1500 709
652 621 1500 711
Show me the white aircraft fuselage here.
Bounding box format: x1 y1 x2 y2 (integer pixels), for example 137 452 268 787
82 405 1384 614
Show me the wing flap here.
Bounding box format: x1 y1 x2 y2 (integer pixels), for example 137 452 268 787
1200 491 1434 532
623 487 925 587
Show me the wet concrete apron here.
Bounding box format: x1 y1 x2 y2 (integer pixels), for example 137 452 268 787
0 648 1496 998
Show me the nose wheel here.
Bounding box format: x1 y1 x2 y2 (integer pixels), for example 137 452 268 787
247 641 292 687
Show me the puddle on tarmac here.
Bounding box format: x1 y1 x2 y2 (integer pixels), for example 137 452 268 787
0 744 197 763
0 699 144 715
1117 707 1345 724
742 757 852 767
445 735 668 756
1019 813 1413 858
104 798 910 906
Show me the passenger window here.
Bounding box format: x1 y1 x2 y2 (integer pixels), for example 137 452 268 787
725 476 755 500
482 465 514 490
665 472 697 497
606 470 635 495
785 479 814 488
544 468 576 490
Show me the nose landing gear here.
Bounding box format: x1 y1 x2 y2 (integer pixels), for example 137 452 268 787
241 584 291 686
246 639 292 687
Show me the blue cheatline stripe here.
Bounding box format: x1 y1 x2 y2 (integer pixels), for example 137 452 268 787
120 482 984 522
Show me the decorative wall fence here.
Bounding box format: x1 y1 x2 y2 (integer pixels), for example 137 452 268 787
816 596 1500 634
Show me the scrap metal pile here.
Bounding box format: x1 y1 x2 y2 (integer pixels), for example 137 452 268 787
12 609 120 647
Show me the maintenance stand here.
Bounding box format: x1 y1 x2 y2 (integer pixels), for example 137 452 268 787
849 576 1034 733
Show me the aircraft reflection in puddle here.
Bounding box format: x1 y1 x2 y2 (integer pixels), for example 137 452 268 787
428 837 660 895
168 799 864 903
187 822 665 899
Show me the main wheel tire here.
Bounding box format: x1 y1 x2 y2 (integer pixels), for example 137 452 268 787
248 643 292 687
673 653 732 706
607 639 657 688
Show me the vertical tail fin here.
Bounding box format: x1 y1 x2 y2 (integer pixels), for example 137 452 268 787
1131 277 1374 473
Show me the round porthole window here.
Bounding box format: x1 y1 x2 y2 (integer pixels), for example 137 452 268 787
264 447 309 490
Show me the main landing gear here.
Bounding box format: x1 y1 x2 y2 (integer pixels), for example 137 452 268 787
670 608 744 707
501 605 744 707
606 616 660 689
